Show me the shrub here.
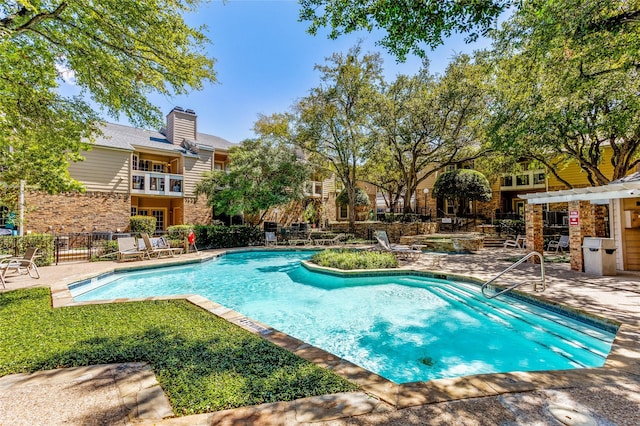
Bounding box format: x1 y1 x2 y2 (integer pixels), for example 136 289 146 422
192 225 264 248
129 215 156 236
0 234 55 266
311 249 398 270
90 240 119 262
335 187 371 207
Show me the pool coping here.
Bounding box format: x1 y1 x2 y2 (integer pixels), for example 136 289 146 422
49 249 640 411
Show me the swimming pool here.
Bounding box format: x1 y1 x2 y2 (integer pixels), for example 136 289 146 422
71 250 616 384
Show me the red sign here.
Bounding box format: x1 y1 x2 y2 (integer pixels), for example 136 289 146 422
569 210 579 226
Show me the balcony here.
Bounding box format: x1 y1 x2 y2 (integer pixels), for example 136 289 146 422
131 171 183 196
304 181 323 198
500 169 546 191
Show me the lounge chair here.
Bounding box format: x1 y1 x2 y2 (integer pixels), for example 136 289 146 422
547 235 569 253
504 235 525 249
117 237 145 261
265 232 278 246
0 247 40 280
141 233 184 259
374 230 421 260
315 233 346 245
288 232 312 246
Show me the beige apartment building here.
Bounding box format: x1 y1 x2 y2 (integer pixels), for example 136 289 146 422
23 107 234 234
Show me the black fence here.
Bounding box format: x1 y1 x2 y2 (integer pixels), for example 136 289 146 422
53 232 132 264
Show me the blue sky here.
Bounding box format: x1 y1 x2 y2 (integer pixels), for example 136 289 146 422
110 1 493 143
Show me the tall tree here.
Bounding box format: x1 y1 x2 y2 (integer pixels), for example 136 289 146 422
194 125 310 226
488 0 640 186
299 0 513 60
295 44 383 232
369 54 490 213
0 0 215 194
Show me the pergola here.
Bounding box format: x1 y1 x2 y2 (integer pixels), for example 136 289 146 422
519 172 640 271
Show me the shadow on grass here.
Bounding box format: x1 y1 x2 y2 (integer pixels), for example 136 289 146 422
0 288 356 416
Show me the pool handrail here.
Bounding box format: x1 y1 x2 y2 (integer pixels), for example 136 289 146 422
481 251 546 299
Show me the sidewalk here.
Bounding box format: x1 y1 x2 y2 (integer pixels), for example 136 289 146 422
1 248 639 425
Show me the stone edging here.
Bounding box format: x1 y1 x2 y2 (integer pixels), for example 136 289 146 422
51 250 640 415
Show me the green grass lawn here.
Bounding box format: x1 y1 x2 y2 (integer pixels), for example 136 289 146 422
0 288 357 415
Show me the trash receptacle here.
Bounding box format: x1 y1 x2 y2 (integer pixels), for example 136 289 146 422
582 237 617 276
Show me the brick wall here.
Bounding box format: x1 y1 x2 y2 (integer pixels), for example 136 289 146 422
330 221 438 242
568 200 596 272
24 191 130 233
525 203 544 262
184 196 212 225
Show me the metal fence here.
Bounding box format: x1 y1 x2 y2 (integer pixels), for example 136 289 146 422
53 232 131 264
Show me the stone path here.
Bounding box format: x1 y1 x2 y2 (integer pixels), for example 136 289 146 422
1 247 639 425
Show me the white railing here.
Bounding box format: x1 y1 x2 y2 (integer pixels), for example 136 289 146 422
481 251 546 299
131 172 183 196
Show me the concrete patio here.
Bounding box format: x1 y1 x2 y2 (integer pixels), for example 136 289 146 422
0 247 639 425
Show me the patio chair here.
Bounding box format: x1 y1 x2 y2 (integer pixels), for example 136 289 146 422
374 230 421 261
504 235 525 249
117 237 145 261
315 233 346 245
0 247 40 280
265 231 278 246
547 235 569 253
288 232 312 246
141 233 183 259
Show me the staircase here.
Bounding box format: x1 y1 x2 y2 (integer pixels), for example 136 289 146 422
482 236 508 248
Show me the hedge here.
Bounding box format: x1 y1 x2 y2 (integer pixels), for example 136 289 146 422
0 234 55 266
187 225 264 249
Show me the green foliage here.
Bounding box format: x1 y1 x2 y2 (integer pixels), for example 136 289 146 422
0 234 54 266
367 54 490 213
0 1 215 196
129 216 156 236
0 288 356 415
167 225 193 241
195 135 310 226
488 0 640 185
311 249 398 270
295 43 383 231
433 170 492 215
335 187 370 207
90 240 119 262
299 0 511 60
192 225 264 249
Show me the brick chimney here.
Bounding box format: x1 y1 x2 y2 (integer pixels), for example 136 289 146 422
165 107 197 144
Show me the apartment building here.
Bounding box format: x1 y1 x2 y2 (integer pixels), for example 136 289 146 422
23 107 234 234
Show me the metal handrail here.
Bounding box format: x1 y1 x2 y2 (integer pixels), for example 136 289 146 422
481 251 546 299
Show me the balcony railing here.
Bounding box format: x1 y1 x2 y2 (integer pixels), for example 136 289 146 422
500 169 546 191
131 172 183 196
304 181 323 197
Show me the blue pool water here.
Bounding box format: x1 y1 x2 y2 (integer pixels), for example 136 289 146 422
72 251 616 384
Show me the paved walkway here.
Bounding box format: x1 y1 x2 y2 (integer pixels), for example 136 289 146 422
1 248 639 425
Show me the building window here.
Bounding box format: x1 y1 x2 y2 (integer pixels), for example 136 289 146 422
131 207 137 216
153 163 165 173
132 175 144 190
533 172 545 185
445 199 455 215
516 174 529 186
170 179 182 192
338 204 348 220
501 176 513 187
151 210 165 232
149 177 164 191
132 154 138 171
